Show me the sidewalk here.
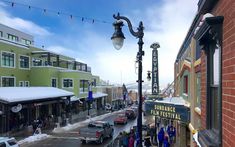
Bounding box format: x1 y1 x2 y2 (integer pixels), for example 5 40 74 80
11 109 108 141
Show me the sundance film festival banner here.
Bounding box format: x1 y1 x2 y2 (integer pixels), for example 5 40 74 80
145 101 190 123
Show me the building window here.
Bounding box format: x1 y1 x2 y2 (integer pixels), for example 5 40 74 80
80 80 88 93
7 34 18 42
63 79 73 88
25 81 29 87
1 77 15 87
183 75 188 94
1 52 15 67
0 31 2 37
51 78 57 87
208 44 220 130
19 56 30 69
21 38 31 45
32 58 42 66
19 81 24 87
196 73 201 108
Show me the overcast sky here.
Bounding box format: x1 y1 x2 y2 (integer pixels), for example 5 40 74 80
0 0 198 88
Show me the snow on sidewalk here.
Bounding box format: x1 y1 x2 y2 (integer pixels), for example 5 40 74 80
18 133 50 145
53 110 124 133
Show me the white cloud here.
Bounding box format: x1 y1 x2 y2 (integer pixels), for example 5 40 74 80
0 6 51 37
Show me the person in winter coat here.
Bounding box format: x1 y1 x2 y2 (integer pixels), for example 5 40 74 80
122 132 129 147
128 134 135 147
163 135 170 147
144 136 152 147
158 128 165 147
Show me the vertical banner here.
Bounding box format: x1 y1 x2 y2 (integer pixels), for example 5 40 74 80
152 49 159 95
88 91 93 101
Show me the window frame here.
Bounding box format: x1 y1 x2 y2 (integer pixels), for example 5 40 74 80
80 80 88 93
25 81 30 87
19 55 30 69
19 81 24 87
183 75 188 94
62 78 73 88
7 34 18 42
51 78 57 88
1 51 16 68
1 76 16 87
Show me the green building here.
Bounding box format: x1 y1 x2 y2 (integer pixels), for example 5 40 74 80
0 23 107 134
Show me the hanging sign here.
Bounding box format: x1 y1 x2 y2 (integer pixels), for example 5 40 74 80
152 49 159 95
11 104 22 113
88 91 93 101
145 101 190 123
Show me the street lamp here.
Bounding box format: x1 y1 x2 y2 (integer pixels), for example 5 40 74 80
111 12 144 147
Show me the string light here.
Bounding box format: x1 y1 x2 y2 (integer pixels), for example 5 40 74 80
2 0 113 25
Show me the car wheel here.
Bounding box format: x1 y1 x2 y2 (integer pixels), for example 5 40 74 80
109 129 114 138
99 136 104 144
81 139 86 144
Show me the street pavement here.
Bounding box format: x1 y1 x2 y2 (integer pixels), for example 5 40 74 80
21 110 140 147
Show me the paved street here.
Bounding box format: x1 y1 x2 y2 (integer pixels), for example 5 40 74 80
21 110 139 147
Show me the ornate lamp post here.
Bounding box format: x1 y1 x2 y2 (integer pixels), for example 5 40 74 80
111 13 144 146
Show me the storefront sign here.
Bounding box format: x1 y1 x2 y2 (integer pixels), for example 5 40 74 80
145 102 190 123
152 49 159 95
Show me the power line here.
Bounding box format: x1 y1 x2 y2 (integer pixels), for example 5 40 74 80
2 0 113 25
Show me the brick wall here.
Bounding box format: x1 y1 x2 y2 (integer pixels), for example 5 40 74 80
200 0 235 146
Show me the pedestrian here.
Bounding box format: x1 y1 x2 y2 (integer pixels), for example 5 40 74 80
158 127 165 147
144 136 152 147
117 132 124 147
149 126 155 143
128 134 135 147
168 126 175 144
163 135 170 147
122 131 129 147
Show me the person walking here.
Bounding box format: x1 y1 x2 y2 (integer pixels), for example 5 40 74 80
163 135 170 147
117 132 124 147
144 136 152 147
123 132 129 147
128 134 135 147
158 127 165 147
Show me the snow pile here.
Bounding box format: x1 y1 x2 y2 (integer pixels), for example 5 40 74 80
18 134 50 145
53 110 124 133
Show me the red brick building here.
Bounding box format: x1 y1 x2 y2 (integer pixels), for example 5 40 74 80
175 0 235 146
194 0 235 146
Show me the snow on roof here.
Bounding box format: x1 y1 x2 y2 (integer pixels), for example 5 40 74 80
0 87 74 103
146 96 190 107
93 92 108 98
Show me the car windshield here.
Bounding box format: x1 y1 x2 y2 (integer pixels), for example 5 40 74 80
118 114 125 117
7 139 17 146
88 123 103 128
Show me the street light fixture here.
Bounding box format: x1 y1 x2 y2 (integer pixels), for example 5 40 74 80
111 12 144 147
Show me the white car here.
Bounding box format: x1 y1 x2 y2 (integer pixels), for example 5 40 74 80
0 137 19 147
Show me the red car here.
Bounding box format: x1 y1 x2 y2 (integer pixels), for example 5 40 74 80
114 114 128 124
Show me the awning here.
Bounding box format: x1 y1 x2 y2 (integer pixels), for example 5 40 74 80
145 97 190 123
0 87 74 103
70 96 83 104
93 92 107 99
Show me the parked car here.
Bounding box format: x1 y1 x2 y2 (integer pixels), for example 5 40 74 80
0 137 19 147
125 109 137 119
114 113 128 125
78 121 114 144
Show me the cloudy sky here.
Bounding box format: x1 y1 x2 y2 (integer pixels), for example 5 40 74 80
0 0 198 88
